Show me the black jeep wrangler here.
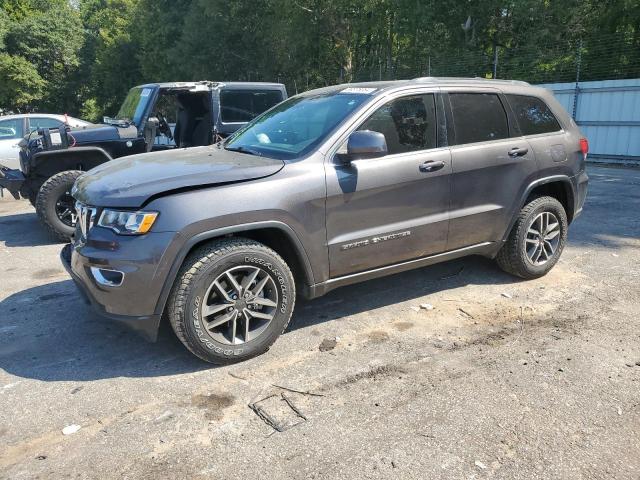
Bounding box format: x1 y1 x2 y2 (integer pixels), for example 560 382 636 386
0 81 287 240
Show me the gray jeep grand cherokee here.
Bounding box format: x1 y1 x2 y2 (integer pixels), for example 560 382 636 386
62 77 589 364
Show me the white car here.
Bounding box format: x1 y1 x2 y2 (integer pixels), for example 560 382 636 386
0 114 90 169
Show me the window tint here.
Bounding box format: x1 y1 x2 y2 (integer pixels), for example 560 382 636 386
358 94 437 154
507 94 561 135
0 118 23 140
220 90 284 123
449 93 509 144
28 117 64 132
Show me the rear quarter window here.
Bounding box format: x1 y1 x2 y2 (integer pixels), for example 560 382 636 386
449 93 509 145
507 94 561 135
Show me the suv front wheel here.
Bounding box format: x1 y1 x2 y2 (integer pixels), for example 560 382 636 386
167 237 296 364
496 196 568 279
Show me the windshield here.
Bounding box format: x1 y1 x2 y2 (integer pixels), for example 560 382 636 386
113 87 154 125
225 92 370 160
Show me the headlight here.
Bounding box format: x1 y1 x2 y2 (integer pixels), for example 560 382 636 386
97 209 158 235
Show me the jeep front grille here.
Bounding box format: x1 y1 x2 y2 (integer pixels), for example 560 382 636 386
75 202 97 239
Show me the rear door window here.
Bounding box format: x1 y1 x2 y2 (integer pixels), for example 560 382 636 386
358 94 437 155
220 89 284 123
507 94 561 135
449 93 509 145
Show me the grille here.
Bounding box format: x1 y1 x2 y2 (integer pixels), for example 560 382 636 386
75 202 97 239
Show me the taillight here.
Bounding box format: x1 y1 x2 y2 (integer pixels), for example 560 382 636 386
579 138 589 158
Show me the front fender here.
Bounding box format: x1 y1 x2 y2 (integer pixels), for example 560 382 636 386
153 221 315 316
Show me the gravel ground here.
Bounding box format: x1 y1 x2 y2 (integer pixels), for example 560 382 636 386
0 165 638 479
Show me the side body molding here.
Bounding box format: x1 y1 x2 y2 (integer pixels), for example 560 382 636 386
153 221 316 316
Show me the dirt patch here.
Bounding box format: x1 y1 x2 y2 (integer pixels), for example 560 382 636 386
338 364 406 387
367 330 390 343
191 393 235 420
393 322 414 331
32 268 65 279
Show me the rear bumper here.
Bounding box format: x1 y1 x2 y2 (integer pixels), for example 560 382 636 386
60 243 162 342
0 165 25 199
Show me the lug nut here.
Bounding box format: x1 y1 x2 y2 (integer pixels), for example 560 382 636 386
227 307 233 312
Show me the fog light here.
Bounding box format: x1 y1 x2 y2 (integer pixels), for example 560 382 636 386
90 267 124 287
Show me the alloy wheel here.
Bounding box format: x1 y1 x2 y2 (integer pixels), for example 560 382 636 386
200 266 278 345
525 211 561 266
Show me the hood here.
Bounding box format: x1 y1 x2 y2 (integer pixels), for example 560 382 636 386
73 145 285 208
68 123 138 143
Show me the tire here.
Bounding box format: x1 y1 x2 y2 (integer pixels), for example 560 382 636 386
35 170 83 242
496 196 568 279
166 237 296 364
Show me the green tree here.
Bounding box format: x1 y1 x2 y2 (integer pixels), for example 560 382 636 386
0 52 45 110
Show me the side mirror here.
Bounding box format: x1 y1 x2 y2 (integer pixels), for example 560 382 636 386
340 130 388 163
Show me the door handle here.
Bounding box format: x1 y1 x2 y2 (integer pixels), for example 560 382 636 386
508 147 529 157
419 160 445 172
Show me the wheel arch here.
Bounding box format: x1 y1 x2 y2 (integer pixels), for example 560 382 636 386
30 147 112 179
154 222 316 316
502 175 576 243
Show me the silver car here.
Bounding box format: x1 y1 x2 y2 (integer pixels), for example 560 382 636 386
0 114 89 170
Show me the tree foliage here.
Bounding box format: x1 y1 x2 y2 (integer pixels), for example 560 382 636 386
0 0 638 117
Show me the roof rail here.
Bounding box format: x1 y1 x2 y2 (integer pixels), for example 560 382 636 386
411 76 530 86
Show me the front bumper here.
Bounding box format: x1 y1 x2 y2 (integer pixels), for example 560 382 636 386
60 227 177 341
0 165 25 199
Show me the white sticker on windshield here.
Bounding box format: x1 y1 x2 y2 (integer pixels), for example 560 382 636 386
340 87 377 94
140 88 152 97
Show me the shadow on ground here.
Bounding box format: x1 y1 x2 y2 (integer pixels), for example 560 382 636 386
0 256 519 383
0 211 61 247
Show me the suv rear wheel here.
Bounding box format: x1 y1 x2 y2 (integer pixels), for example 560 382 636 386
35 170 83 242
496 196 568 279
167 237 296 364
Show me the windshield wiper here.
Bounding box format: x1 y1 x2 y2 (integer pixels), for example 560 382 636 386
224 145 262 156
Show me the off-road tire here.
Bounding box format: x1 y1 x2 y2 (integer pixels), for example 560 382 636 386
27 191 37 207
166 237 296 364
496 196 568 279
35 170 83 242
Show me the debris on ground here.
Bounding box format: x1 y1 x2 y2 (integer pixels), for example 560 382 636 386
272 384 325 397
319 338 337 352
62 424 81 435
501 292 513 299
248 392 308 433
154 411 174 423
419 303 434 310
475 460 488 470
458 308 475 319
410 306 421 312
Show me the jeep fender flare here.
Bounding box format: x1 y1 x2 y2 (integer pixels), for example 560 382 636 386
502 175 576 243
30 147 113 179
154 221 315 316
